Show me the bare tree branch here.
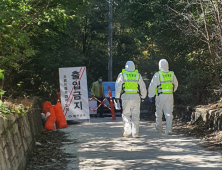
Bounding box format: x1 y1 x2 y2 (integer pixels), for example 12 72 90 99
166 4 207 40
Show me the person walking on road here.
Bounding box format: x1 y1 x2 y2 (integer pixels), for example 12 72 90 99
148 59 178 134
115 61 147 138
91 76 105 118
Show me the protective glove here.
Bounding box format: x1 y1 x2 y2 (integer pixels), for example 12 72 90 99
114 98 121 110
149 98 152 103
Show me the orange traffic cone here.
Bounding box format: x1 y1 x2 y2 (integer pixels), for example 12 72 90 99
108 86 116 120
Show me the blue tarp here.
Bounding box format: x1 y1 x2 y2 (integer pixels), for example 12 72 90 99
102 82 115 98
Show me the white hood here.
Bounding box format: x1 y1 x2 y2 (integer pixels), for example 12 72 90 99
125 61 135 72
159 59 169 72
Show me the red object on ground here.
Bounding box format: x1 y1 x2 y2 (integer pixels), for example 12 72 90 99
43 101 52 115
54 101 67 129
43 101 57 131
44 105 56 131
108 86 116 120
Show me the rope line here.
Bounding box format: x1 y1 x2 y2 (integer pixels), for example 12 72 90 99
88 94 111 112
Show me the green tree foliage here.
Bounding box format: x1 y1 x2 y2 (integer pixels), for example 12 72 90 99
114 0 221 104
0 0 84 100
1 0 221 105
0 69 11 119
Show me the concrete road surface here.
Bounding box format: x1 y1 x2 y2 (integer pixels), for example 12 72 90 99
60 117 222 170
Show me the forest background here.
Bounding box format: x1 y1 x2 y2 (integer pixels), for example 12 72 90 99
1 0 222 106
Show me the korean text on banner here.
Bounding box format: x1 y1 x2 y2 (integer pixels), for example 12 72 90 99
59 67 90 120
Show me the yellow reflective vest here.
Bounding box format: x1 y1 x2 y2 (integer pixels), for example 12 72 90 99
122 69 139 93
156 71 174 95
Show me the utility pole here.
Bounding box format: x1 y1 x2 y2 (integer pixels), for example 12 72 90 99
108 0 113 81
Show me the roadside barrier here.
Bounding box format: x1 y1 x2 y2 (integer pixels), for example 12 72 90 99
89 86 116 120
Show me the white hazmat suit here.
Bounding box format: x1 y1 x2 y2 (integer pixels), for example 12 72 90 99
115 61 147 137
148 59 178 134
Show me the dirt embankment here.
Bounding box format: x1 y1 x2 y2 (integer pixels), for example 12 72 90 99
173 119 222 154
26 129 75 170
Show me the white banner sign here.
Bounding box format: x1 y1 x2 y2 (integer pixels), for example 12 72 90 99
59 67 90 120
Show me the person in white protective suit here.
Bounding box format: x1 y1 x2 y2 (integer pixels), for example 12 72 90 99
115 61 147 138
148 59 178 134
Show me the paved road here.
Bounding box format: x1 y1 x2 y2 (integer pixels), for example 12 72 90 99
60 117 222 170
